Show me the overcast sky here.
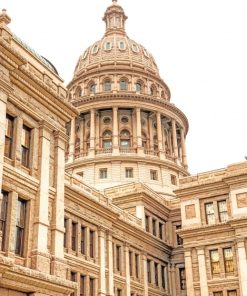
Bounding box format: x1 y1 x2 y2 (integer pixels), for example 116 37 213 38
3 0 247 174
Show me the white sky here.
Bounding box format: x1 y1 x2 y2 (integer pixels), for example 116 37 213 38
3 0 247 174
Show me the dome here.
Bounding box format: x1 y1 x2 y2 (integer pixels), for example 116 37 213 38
73 0 160 78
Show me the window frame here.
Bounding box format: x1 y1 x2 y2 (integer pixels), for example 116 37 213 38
15 198 27 257
4 114 14 159
21 124 31 168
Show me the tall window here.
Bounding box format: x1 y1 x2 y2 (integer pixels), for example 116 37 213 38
213 292 223 296
125 168 133 178
21 125 31 168
150 170 158 181
228 291 237 296
161 265 166 289
129 251 133 276
147 259 151 283
224 248 234 273
15 198 27 256
0 191 8 251
179 268 186 290
70 272 77 296
152 218 157 236
89 230 94 258
218 200 228 222
159 222 163 240
135 254 139 278
154 262 159 286
103 80 111 92
102 130 112 149
120 130 130 149
176 225 183 245
89 83 96 94
89 278 94 296
120 79 128 91
145 215 149 232
71 222 77 251
99 168 107 179
64 218 68 248
116 245 121 271
136 82 142 92
80 275 85 296
4 114 14 159
117 289 122 296
205 202 215 225
81 226 86 254
210 249 220 274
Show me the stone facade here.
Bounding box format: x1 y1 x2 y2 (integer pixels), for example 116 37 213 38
0 1 246 296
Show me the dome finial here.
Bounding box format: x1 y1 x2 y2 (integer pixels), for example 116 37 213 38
112 0 117 4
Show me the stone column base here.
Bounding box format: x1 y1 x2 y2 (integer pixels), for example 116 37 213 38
31 250 51 274
50 256 67 278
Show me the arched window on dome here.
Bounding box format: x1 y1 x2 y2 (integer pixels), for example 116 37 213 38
150 84 157 96
118 41 126 50
135 81 143 93
75 86 83 98
103 79 112 92
88 81 96 94
119 78 128 91
120 129 131 149
102 130 112 149
92 44 99 54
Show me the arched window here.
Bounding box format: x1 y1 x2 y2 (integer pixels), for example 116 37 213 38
89 82 96 94
119 79 128 91
150 85 156 96
120 129 130 149
102 130 112 149
136 82 142 93
103 79 112 92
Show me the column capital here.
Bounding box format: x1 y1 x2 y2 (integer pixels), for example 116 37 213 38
39 120 54 133
54 130 69 143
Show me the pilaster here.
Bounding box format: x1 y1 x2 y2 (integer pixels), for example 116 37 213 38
197 248 209 296
107 231 114 296
89 109 95 157
124 244 131 296
68 117 75 162
236 239 247 296
142 253 148 296
172 119 178 163
184 248 195 296
0 90 7 193
112 107 119 155
99 227 106 296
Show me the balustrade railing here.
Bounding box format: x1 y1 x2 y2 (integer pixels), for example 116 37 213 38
96 148 113 155
119 147 137 154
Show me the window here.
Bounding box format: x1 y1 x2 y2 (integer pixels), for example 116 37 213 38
89 230 94 258
21 125 31 168
117 289 122 296
210 249 220 274
89 83 96 93
135 254 139 278
0 191 8 251
150 170 158 181
125 168 133 178
102 130 112 149
120 80 128 90
224 248 234 273
99 168 107 179
147 259 151 283
81 226 86 254
120 130 130 148
80 275 85 296
71 222 77 251
92 44 99 54
152 219 157 236
205 202 215 225
161 266 166 289
15 198 26 256
213 292 223 296
89 278 94 296
4 114 14 159
218 200 228 222
104 41 112 50
64 218 68 248
70 271 77 296
171 174 177 185
132 44 139 53
118 41 126 50
145 215 149 232
116 245 121 271
159 223 163 239
136 82 142 92
176 225 183 245
103 80 111 92
228 291 237 296
179 268 186 290
129 251 133 276
154 262 159 286
103 117 111 125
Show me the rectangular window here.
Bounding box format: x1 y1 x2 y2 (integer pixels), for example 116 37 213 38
21 125 31 168
117 289 122 296
213 292 223 296
154 262 159 286
4 114 14 159
80 275 85 296
71 222 77 251
179 268 186 290
89 277 94 296
64 218 68 248
81 226 86 254
205 202 215 225
125 168 133 178
218 200 228 222
15 198 26 256
152 218 157 236
171 174 177 185
116 245 121 271
210 249 220 274
99 168 107 179
224 248 234 273
161 265 166 289
150 170 158 180
89 230 94 258
0 191 8 251
147 259 151 283
159 222 163 239
145 215 149 232
70 271 77 296
129 251 133 276
227 291 237 296
176 225 183 245
135 254 139 279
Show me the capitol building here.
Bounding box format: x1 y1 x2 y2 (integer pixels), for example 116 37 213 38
0 1 246 296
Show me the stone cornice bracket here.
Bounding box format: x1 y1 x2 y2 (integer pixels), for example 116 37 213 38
54 130 69 143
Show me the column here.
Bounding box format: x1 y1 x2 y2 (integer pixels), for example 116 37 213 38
171 264 177 296
148 114 154 150
50 131 68 278
161 120 167 155
68 117 75 162
112 107 119 155
13 115 23 168
32 121 52 273
158 264 162 289
184 249 195 296
99 228 106 296
80 116 84 153
136 205 145 229
142 253 148 296
107 232 114 296
132 109 137 149
124 244 131 296
156 112 164 159
180 127 188 169
96 111 100 151
165 265 169 293
168 264 172 294
0 90 7 194
197 248 209 296
89 109 95 157
172 119 179 163
136 108 143 155
236 239 247 296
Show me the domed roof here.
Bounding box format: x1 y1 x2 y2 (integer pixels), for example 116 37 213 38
73 0 160 77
